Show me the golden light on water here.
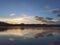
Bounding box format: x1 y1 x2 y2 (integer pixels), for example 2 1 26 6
0 27 54 38
0 26 59 39
0 28 44 37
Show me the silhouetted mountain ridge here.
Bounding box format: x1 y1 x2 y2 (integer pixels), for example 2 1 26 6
0 21 60 27
0 21 9 26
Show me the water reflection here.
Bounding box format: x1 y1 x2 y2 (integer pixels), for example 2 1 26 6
0 26 60 45
0 26 60 38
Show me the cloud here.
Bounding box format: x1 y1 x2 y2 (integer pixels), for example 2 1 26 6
34 16 59 24
56 21 60 24
57 14 60 17
34 16 44 21
49 8 60 13
46 17 53 20
34 16 53 22
48 8 60 17
0 14 60 24
9 13 16 16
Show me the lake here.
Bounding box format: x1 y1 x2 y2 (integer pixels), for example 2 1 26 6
0 26 60 45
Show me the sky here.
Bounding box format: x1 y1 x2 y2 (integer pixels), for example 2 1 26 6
0 0 60 24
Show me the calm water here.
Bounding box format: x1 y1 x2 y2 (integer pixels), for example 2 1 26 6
0 26 60 45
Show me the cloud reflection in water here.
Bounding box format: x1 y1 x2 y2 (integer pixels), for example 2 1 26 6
0 27 60 38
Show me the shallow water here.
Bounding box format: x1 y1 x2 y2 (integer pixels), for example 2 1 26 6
0 26 60 45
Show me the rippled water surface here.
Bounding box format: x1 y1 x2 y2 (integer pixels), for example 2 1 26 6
0 26 60 45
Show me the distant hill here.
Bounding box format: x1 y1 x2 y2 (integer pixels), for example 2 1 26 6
0 21 9 26
0 21 60 27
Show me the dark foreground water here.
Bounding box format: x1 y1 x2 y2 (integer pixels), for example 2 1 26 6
0 26 60 45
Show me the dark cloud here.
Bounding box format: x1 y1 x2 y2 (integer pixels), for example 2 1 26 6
34 16 53 21
34 16 56 24
42 20 56 24
35 16 56 24
46 17 53 20
50 8 60 14
34 16 44 21
48 8 60 17
57 14 60 17
34 16 48 23
52 10 60 13
42 20 48 22
47 21 56 24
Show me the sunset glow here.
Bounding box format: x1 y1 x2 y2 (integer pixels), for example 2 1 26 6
0 0 60 24
0 16 47 24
